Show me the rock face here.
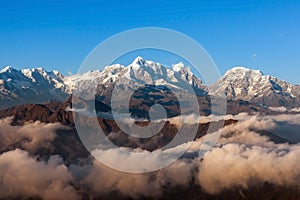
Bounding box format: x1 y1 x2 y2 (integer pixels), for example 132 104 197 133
211 67 300 107
0 97 74 126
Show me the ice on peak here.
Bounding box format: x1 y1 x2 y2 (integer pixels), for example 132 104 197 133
51 70 64 79
231 66 250 71
132 56 146 66
103 63 123 72
34 67 46 73
226 66 264 76
172 62 185 72
0 66 14 73
53 70 61 75
134 56 145 62
24 67 43 74
227 66 252 74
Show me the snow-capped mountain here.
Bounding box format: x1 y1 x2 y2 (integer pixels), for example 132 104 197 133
1 58 300 109
0 57 206 109
66 56 206 95
123 56 204 90
211 67 300 107
0 66 68 108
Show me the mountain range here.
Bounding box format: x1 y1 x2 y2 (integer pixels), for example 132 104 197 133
1 58 300 200
1 56 300 109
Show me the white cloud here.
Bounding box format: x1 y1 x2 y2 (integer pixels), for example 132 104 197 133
0 117 68 152
0 113 300 198
198 143 300 194
0 149 79 200
75 158 196 199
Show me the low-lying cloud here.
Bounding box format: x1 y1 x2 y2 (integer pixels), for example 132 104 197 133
0 149 79 200
0 113 300 199
197 114 300 193
0 117 66 152
198 143 300 194
70 158 196 199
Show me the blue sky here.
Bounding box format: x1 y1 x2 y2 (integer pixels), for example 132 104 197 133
0 0 299 83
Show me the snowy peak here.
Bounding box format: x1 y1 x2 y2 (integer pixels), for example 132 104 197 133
103 57 200 86
0 66 63 81
123 57 204 91
128 57 161 72
0 56 207 108
64 57 207 99
0 66 68 108
211 66 299 107
2 61 300 109
172 62 185 72
132 56 147 66
224 66 264 77
0 66 14 73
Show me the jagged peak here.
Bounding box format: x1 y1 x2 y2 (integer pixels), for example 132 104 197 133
37 67 45 72
52 70 61 75
31 67 47 74
132 56 146 66
21 67 46 73
172 62 185 72
0 66 15 73
103 63 123 72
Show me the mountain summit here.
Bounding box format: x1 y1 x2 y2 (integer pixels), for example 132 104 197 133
211 67 300 107
132 56 147 66
66 56 206 97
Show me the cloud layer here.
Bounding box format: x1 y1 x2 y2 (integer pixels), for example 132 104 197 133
0 114 300 199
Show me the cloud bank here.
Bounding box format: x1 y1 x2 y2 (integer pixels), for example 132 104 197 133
0 149 79 200
0 117 66 152
0 114 300 199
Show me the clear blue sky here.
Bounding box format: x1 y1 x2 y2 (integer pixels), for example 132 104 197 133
0 0 299 83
